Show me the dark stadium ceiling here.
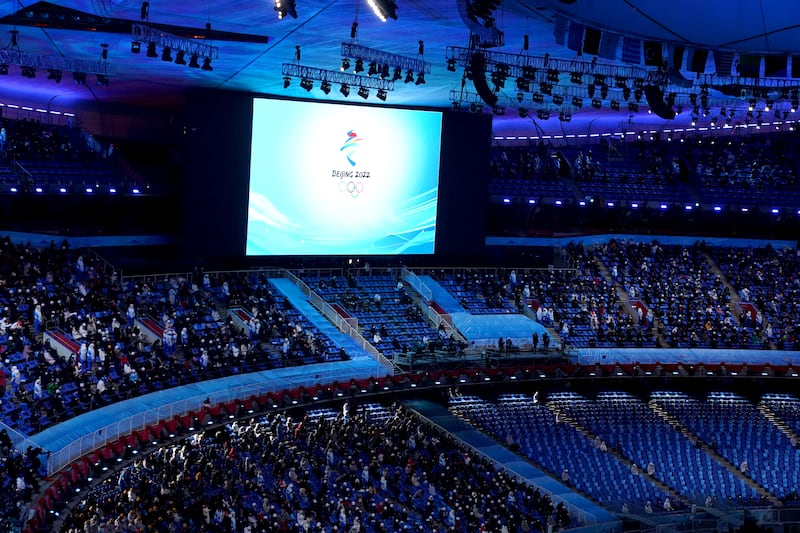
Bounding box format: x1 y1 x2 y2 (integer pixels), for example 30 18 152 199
1 0 800 137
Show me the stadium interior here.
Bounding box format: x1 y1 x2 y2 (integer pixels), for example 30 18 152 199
0 1 799 532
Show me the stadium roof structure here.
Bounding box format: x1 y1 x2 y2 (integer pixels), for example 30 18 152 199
1 0 800 137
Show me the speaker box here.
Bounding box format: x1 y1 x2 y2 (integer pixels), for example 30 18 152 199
470 52 498 107
644 84 676 120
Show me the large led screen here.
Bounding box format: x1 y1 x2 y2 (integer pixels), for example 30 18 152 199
246 98 443 255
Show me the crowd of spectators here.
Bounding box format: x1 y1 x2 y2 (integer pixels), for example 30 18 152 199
490 143 559 182
0 235 797 531
713 245 800 350
594 239 762 349
686 135 798 193
0 118 81 163
0 253 356 440
0 429 50 527
488 133 800 210
60 403 572 533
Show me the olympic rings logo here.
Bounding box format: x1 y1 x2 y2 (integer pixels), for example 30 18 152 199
338 180 365 198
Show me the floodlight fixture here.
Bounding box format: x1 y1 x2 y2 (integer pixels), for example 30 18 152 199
274 0 298 19
367 0 398 21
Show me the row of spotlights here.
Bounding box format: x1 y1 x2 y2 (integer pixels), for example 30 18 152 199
340 59 424 84
284 76 388 100
133 41 213 71
0 64 108 86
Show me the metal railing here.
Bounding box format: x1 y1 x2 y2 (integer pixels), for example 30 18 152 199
411 405 600 526
45 365 383 475
401 266 433 302
286 271 397 374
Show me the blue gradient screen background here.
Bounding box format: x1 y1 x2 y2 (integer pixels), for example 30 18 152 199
246 98 443 255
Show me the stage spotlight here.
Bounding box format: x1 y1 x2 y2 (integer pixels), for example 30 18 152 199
367 0 398 21
572 96 583 107
521 66 536 79
283 76 291 88
47 69 62 83
300 78 313 92
354 59 364 73
532 93 544 104
587 83 595 98
188 54 200 68
201 57 213 71
591 98 602 109
320 81 332 94
72 71 86 84
367 62 378 76
146 42 158 57
552 94 563 105
536 109 550 120
518 107 528 118
161 47 172 62
628 102 639 112
380 64 390 79
610 100 620 110
451 101 461 111
405 69 414 83
415 72 425 85
340 83 350 96
622 86 631 101
341 58 350 71
376 88 387 101
539 82 552 95
20 66 36 78
634 88 643 102
96 74 109 87
570 72 582 84
358 86 370 99
274 0 298 19
559 111 571 122
131 40 141 54
447 59 456 72
174 50 186 65
392 67 402 81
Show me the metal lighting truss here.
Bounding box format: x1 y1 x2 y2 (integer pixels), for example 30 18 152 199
446 46 656 82
698 74 800 96
0 50 115 76
449 89 515 108
342 42 431 74
132 23 219 60
282 63 395 90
